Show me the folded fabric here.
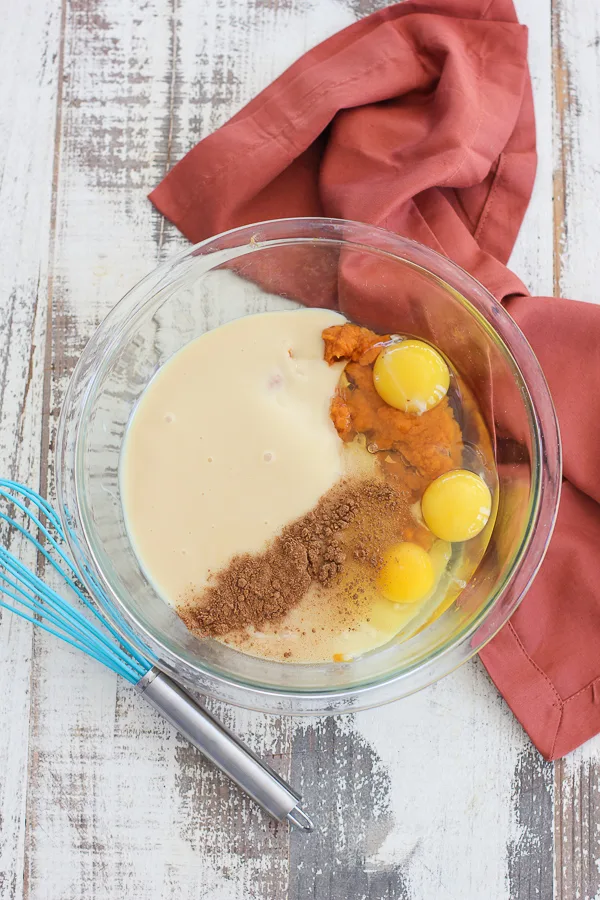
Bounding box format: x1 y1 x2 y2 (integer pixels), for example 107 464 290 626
150 0 600 759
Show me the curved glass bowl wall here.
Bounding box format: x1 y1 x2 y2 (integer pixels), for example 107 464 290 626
56 218 561 714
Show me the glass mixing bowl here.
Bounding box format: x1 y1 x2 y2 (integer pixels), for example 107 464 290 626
56 218 561 714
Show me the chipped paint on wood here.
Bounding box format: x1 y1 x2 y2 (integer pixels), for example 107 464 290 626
555 737 600 900
508 748 554 900
551 0 600 304
510 0 554 299
0 1 63 898
348 661 540 900
551 0 572 299
289 716 410 900
554 756 600 900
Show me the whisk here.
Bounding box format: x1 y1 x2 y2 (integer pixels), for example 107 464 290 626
0 478 312 831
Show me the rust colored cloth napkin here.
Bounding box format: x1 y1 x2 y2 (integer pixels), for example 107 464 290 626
151 0 600 759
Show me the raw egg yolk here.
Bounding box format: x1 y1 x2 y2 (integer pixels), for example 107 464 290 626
421 469 492 542
377 542 435 604
373 339 450 414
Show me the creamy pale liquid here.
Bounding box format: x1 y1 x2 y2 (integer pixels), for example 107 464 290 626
122 308 348 605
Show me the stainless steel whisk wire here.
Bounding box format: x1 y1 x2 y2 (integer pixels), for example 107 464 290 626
0 478 312 831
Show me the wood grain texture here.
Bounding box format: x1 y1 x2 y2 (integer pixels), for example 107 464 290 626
0 1 62 898
508 747 554 900
0 0 596 897
510 0 554 299
289 664 538 900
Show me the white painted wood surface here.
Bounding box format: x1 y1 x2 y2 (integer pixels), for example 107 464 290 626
0 1 595 897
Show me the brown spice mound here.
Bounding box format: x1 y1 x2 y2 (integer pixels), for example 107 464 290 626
178 478 409 638
180 482 358 637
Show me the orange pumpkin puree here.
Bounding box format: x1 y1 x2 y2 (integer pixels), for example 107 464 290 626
322 324 463 497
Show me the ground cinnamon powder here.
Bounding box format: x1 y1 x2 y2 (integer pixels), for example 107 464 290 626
179 477 417 638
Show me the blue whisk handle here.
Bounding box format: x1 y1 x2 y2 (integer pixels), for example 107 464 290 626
136 668 313 831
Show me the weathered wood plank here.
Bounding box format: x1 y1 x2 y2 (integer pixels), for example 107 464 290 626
289 715 411 900
0 1 62 898
551 0 600 305
555 744 600 900
552 2 600 896
510 0 554 299
509 746 554 900
158 0 360 258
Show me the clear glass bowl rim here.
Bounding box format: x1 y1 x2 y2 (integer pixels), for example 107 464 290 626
56 217 562 715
